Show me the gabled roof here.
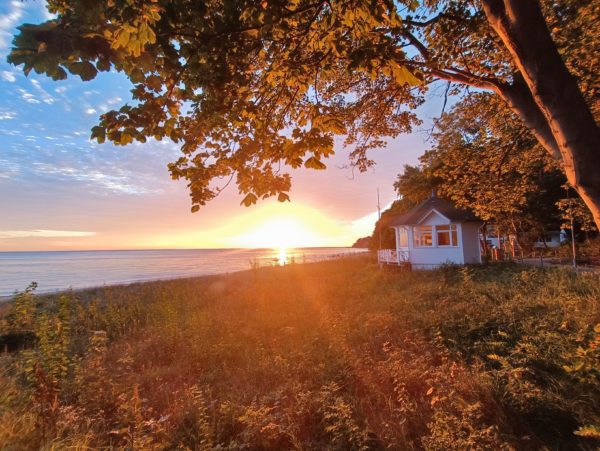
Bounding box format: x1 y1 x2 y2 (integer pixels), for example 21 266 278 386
389 196 480 226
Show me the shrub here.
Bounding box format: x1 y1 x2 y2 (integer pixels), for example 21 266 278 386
0 257 598 449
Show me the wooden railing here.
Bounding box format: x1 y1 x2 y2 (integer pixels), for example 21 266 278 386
377 249 410 265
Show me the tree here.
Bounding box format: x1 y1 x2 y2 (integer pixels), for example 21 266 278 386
423 93 566 241
374 93 576 253
9 0 599 224
556 190 598 238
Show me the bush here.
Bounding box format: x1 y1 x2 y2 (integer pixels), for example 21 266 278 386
0 258 598 449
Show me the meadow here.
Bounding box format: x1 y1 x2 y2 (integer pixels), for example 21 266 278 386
0 257 599 450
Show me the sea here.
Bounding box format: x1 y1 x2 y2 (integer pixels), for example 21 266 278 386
0 247 367 297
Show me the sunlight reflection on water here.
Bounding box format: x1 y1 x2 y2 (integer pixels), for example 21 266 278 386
0 248 368 296
277 247 287 265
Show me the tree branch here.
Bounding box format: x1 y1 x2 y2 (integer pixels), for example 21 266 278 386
397 29 501 91
427 67 500 91
402 29 430 60
403 13 462 28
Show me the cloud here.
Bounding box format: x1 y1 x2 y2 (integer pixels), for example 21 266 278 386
0 158 19 178
30 78 56 104
0 230 96 239
0 1 25 55
1 70 16 82
98 96 123 112
40 1 58 21
85 107 97 115
0 110 16 120
18 88 41 104
30 162 161 195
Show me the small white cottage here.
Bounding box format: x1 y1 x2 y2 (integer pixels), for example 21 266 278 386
378 195 482 269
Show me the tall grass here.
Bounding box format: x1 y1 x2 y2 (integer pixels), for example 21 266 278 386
0 257 598 449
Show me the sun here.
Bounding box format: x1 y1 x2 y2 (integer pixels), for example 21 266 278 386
222 202 343 249
155 201 359 249
235 217 317 249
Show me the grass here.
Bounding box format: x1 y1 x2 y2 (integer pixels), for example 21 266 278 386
0 257 599 450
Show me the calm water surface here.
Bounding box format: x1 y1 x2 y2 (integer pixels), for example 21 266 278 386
0 248 366 296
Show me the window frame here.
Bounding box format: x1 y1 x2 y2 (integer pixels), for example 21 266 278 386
413 225 434 247
398 227 408 248
436 224 459 247
412 224 460 248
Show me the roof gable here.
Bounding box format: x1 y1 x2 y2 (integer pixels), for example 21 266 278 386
416 208 450 225
389 196 480 227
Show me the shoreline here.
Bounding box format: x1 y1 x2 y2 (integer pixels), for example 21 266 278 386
0 251 371 303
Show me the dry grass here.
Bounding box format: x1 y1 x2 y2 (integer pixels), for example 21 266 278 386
0 257 599 449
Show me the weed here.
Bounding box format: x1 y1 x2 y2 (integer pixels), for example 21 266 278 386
0 257 598 449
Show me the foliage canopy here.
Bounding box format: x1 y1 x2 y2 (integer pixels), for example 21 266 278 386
8 0 599 216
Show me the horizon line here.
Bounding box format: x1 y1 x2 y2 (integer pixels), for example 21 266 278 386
0 245 361 254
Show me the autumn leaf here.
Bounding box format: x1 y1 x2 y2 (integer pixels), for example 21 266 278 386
241 193 258 207
304 157 327 170
391 64 421 86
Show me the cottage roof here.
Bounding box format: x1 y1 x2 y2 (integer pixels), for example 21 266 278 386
389 196 480 226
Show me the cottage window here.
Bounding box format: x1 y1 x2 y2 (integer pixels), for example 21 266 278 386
398 227 408 247
413 226 433 247
436 224 458 246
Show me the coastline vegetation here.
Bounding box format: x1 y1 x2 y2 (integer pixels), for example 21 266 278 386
1 257 599 449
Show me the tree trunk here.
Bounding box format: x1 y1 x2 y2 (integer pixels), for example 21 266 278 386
498 74 560 160
482 0 600 229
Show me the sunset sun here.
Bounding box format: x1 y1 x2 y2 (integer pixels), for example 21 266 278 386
214 202 353 249
236 218 314 249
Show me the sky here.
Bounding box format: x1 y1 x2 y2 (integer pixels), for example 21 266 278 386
0 1 444 251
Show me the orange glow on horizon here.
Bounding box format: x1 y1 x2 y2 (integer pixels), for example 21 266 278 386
127 201 377 250
223 202 348 249
231 217 318 248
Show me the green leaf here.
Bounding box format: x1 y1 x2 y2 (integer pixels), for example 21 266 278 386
79 62 98 81
69 61 98 81
90 126 106 143
50 66 68 81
